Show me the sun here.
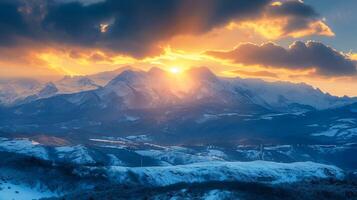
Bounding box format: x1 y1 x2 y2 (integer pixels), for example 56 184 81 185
169 67 182 74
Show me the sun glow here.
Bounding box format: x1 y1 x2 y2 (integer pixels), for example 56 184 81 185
169 67 182 74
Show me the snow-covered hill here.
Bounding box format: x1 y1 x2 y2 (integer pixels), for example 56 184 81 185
104 161 344 186
0 136 355 199
0 137 48 160
0 138 98 165
0 136 356 169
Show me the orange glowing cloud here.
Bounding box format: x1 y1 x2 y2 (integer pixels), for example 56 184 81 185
223 1 334 40
0 45 67 79
349 53 357 61
33 47 138 76
227 18 334 40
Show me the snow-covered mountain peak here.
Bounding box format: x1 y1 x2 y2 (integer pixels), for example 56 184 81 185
55 76 100 94
38 82 58 97
107 69 145 86
87 66 137 86
76 77 97 86
100 67 231 108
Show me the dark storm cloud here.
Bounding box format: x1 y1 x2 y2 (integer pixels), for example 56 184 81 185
42 0 272 57
0 0 274 57
269 0 318 18
207 41 357 76
0 0 31 45
0 0 332 57
266 0 328 35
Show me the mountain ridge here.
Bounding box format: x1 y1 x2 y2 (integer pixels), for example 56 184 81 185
0 67 356 146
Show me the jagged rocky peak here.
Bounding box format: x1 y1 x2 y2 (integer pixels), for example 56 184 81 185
107 69 145 85
38 82 58 96
77 77 97 86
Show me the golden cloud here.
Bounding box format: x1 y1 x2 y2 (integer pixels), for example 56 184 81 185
227 18 334 40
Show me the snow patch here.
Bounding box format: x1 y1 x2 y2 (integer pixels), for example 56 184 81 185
106 161 344 187
0 138 48 160
55 145 95 165
136 148 223 165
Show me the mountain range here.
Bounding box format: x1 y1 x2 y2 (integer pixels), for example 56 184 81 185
1 67 355 109
0 67 356 145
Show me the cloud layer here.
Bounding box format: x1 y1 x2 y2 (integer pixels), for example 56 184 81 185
207 41 357 76
0 0 332 57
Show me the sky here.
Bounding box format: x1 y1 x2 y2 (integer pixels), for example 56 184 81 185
0 0 356 96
